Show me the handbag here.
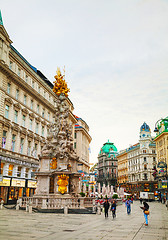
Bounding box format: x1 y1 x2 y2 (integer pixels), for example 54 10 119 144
144 210 149 215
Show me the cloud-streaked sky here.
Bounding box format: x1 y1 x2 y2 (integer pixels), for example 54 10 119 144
1 0 168 164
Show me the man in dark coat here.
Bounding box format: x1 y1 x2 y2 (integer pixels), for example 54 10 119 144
103 199 110 218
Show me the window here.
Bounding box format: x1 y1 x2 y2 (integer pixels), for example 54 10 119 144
42 109 45 118
18 68 21 77
74 142 76 149
44 91 46 98
30 100 33 110
144 157 146 162
153 157 156 162
14 110 18 123
9 61 13 70
20 138 24 154
2 130 7 148
48 112 50 121
15 89 19 100
25 75 28 83
143 150 146 153
152 150 155 154
17 166 22 177
42 126 44 137
25 168 29 178
38 86 40 94
22 115 26 127
49 95 50 102
35 123 39 134
8 164 14 176
28 141 31 156
7 83 11 94
34 144 37 158
24 95 27 105
5 105 9 119
32 81 34 88
74 132 77 139
29 119 33 130
11 135 16 152
37 104 39 114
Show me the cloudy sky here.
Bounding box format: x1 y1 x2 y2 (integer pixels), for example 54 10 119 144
1 0 168 164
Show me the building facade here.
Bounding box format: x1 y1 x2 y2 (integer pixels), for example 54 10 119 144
74 116 92 174
117 150 128 185
154 117 168 199
125 123 157 195
0 14 78 203
97 140 118 188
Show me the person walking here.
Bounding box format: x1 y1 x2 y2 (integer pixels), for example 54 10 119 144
111 200 116 218
103 199 110 218
140 201 149 226
140 198 143 204
125 198 131 214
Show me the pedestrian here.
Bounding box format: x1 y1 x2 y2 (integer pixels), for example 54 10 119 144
140 201 149 226
140 198 143 204
125 198 131 214
103 199 110 218
131 196 133 203
111 200 116 218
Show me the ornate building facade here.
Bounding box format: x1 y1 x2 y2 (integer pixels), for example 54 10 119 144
74 116 92 174
117 150 128 185
118 123 157 195
0 13 83 203
97 140 118 188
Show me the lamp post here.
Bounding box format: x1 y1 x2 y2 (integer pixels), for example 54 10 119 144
154 118 168 133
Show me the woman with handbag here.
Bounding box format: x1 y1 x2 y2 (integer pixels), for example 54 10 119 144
140 201 149 226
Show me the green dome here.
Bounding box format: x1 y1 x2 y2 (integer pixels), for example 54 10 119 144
99 140 118 155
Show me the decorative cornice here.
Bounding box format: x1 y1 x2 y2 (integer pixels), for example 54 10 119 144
13 103 22 110
5 97 13 105
22 108 29 115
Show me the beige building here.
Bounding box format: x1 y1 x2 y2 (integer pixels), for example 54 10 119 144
117 150 128 184
0 14 77 203
154 117 168 196
74 116 92 173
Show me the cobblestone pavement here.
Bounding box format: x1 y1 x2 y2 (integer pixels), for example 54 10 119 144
0 201 167 240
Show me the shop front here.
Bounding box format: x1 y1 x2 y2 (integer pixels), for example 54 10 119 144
0 177 11 203
27 180 37 197
8 178 26 204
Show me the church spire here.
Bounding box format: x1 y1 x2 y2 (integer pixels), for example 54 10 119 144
0 10 3 26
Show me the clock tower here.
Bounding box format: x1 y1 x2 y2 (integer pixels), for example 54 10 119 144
139 122 152 149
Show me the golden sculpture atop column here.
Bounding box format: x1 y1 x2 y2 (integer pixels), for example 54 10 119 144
53 67 70 97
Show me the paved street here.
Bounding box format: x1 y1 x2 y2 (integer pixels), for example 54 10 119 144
0 201 167 240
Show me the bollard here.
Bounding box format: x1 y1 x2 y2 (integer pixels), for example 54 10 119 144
26 203 29 212
0 200 4 210
97 202 101 215
64 206 68 214
16 204 19 211
29 205 32 213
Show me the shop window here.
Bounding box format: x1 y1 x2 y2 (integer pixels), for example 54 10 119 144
17 166 22 177
15 89 19 100
2 130 7 148
8 164 13 176
20 138 24 154
0 162 4 175
7 83 11 94
22 115 26 127
14 110 18 123
11 135 16 152
5 105 9 119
